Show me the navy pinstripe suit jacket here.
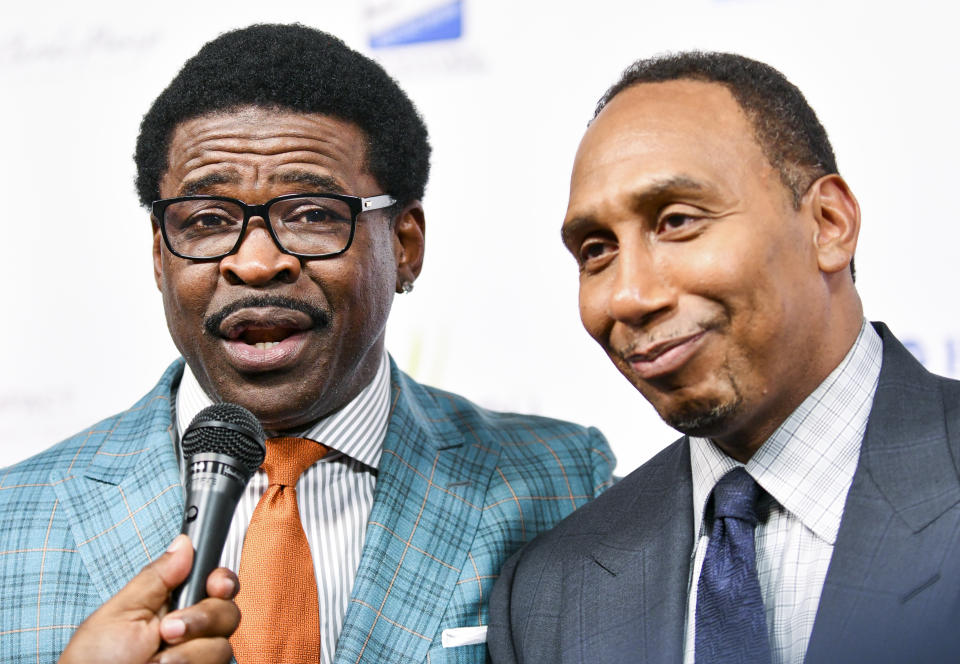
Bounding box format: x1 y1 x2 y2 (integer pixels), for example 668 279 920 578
489 323 960 663
0 358 613 663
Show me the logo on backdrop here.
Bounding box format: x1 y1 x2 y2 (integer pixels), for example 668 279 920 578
366 0 464 49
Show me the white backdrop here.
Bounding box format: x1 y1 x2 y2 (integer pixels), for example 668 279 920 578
2 0 959 474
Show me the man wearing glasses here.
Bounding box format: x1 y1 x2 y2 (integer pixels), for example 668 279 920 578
0 24 612 664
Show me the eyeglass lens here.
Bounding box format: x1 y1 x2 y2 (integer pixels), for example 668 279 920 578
162 196 355 258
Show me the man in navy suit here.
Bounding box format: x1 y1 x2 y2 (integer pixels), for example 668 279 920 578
488 51 960 663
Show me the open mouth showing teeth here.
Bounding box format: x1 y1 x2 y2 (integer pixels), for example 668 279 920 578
216 307 313 364
238 327 298 349
213 305 318 370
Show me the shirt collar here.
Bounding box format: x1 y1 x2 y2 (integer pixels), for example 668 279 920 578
175 350 391 470
690 320 882 545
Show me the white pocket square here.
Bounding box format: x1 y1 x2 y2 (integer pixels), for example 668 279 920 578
441 625 487 647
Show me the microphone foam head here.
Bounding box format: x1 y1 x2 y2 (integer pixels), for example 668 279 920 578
181 403 267 474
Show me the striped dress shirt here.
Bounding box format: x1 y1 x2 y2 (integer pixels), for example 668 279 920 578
175 350 390 664
682 320 883 664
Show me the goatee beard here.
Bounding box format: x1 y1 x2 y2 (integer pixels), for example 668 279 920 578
664 397 741 437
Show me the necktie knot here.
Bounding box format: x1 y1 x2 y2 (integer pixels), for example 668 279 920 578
711 467 761 525
262 437 328 487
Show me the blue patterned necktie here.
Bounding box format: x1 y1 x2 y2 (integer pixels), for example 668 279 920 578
695 467 772 664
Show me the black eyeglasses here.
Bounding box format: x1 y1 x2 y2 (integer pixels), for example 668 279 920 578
152 192 397 260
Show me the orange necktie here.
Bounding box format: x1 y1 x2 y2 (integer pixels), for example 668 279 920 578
231 436 328 664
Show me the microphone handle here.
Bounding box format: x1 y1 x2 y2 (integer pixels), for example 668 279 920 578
170 454 248 611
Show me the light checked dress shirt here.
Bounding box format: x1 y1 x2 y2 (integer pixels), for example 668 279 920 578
176 350 390 664
682 320 882 664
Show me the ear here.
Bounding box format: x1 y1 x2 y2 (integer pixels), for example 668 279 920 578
806 174 860 275
152 217 164 291
392 201 426 291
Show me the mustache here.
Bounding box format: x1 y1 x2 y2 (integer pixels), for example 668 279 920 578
203 295 331 336
617 317 725 360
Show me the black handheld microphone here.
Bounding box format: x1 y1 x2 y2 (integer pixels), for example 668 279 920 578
170 403 266 610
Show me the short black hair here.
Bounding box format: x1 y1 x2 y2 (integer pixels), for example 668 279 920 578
134 23 430 208
596 51 837 208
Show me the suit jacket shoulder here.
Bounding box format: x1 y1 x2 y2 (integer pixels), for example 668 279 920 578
489 437 693 664
334 363 615 664
0 361 185 662
806 322 960 663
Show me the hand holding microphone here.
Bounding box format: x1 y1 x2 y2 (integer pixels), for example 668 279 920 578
59 404 265 664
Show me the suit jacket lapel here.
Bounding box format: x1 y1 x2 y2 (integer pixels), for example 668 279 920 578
806 325 960 662
335 364 500 664
52 363 185 603
581 438 692 664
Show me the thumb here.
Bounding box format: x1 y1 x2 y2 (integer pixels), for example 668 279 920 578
110 534 194 616
57 535 196 664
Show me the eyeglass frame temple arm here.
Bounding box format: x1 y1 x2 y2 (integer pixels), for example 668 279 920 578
361 194 397 212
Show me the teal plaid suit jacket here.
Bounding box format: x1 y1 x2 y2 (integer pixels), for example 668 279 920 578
0 358 613 663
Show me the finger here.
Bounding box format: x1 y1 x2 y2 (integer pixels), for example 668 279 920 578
108 534 195 616
151 535 195 590
205 567 239 600
148 635 233 664
160 598 240 644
